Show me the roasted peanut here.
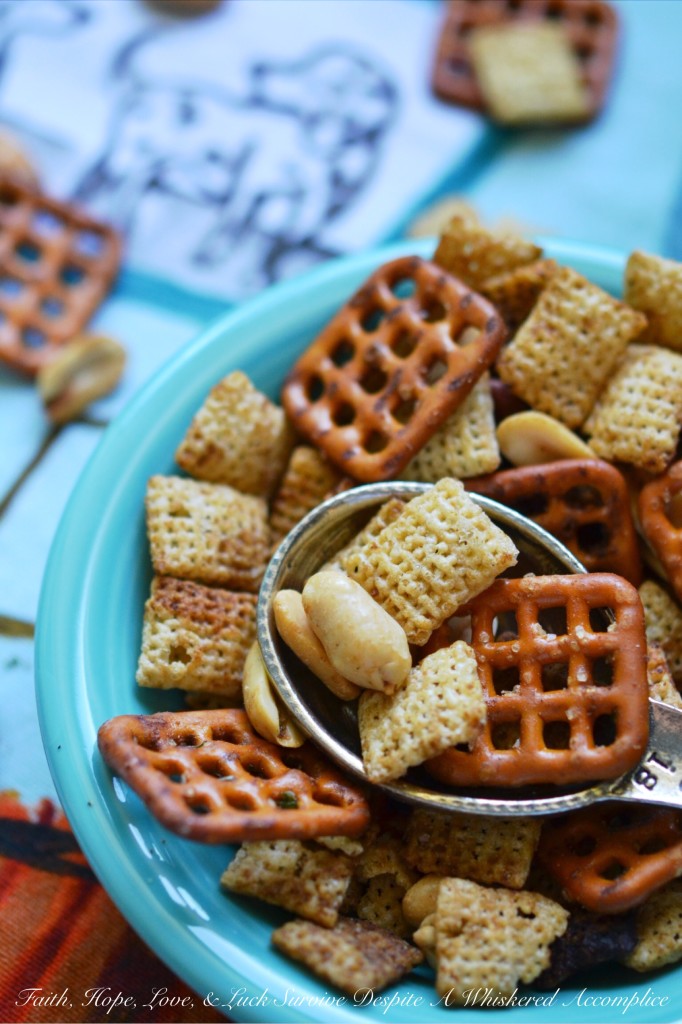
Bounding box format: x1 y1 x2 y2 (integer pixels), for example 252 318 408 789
412 912 437 968
497 410 596 466
273 589 360 700
37 334 126 424
242 642 304 748
302 571 411 694
402 874 444 929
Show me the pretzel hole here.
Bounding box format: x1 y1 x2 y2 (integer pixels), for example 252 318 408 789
490 720 520 750
665 491 682 528
577 522 610 556
225 791 259 811
0 184 19 207
365 431 388 454
241 755 277 779
392 397 418 425
0 277 23 299
333 402 356 427
178 731 203 747
458 21 472 37
392 331 417 358
61 264 85 286
33 210 64 234
638 837 668 856
306 375 325 402
447 57 470 76
169 644 191 665
423 358 448 385
41 296 64 317
593 713 617 747
168 773 185 784
210 724 249 744
569 834 597 857
75 230 105 258
546 3 564 19
186 798 212 815
390 277 416 299
361 308 386 333
331 340 355 367
22 327 46 349
592 655 614 687
514 494 549 518
600 859 627 881
15 240 41 263
419 294 447 323
576 43 594 62
584 7 603 26
541 661 568 691
564 485 604 509
538 606 567 636
543 720 571 749
493 611 518 640
506 0 523 11
360 366 388 393
589 607 611 632
492 666 520 695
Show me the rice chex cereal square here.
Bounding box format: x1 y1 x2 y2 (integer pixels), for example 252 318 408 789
625 250 682 353
434 209 541 291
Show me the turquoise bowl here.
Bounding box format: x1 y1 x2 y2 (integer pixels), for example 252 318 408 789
36 238 678 1022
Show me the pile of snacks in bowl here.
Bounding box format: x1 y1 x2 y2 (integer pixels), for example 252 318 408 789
98 206 682 1003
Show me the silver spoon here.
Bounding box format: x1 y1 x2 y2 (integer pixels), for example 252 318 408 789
257 481 682 817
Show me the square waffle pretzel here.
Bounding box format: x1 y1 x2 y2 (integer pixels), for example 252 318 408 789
425 574 649 788
466 459 643 585
97 709 370 842
281 256 506 482
639 461 682 604
432 0 618 120
0 177 121 375
537 804 682 913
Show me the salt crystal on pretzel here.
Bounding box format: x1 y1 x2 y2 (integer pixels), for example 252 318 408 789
497 266 646 429
585 345 682 474
136 576 256 698
221 839 352 927
433 209 542 291
97 708 370 843
625 250 682 353
146 475 270 592
175 371 294 499
281 256 507 482
342 478 518 645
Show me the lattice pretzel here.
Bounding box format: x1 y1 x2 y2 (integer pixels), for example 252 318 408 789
432 0 618 118
281 256 506 482
538 804 682 913
639 461 682 604
467 459 642 584
98 709 370 842
0 176 121 375
425 574 649 788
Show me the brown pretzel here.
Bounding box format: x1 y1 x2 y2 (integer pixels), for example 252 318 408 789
639 461 682 603
537 804 682 913
432 0 618 119
0 176 121 375
467 460 642 585
98 708 370 842
281 256 506 482
425 574 649 788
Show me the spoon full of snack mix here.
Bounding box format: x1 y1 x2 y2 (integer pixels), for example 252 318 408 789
98 207 682 1003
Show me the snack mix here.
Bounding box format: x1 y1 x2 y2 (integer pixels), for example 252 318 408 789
98 201 682 1004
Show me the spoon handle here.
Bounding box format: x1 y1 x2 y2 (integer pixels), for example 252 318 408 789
606 700 682 809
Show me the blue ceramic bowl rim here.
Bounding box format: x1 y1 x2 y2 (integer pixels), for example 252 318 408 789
36 235 679 1024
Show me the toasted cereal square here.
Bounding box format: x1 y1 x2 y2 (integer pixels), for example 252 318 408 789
639 581 682 683
271 916 423 995
434 209 541 291
423 878 569 1001
584 345 682 474
497 266 647 429
625 250 682 353
146 475 270 592
357 832 417 891
343 479 518 645
407 196 480 240
624 879 682 971
358 642 486 783
481 259 559 333
470 23 591 126
358 875 413 938
221 840 352 927
136 576 256 697
404 808 540 890
324 498 406 572
403 375 500 482
647 643 682 709
269 445 344 549
175 371 294 499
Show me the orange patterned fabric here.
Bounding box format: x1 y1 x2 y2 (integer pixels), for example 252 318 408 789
0 793 226 1024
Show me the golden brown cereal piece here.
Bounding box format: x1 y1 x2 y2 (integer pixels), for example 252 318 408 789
357 874 414 938
343 478 518 645
273 590 360 701
271 916 423 995
358 642 486 783
647 644 682 709
145 475 270 592
221 839 352 927
404 808 540 890
433 210 542 291
316 835 365 858
175 371 294 499
497 266 647 429
625 250 682 353
406 196 479 240
327 498 405 572
136 576 257 698
281 256 507 482
427 574 650 788
481 259 559 333
402 375 500 482
624 879 682 972
269 446 344 549
97 709 370 842
402 875 444 929
585 345 682 474
639 580 682 683
421 878 569 1002
357 830 417 891
470 23 591 126
241 642 304 748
